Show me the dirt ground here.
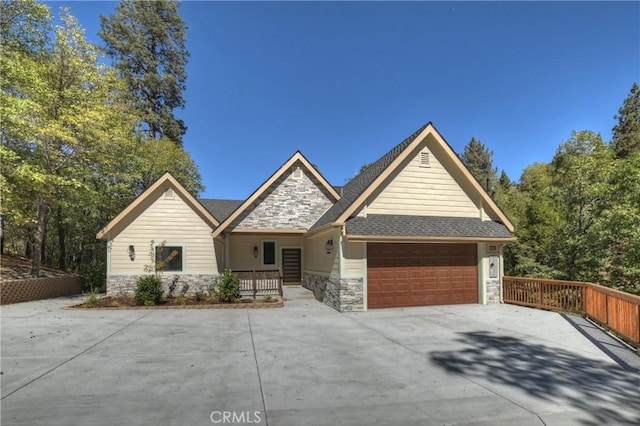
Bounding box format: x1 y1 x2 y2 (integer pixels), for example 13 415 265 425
0 255 72 281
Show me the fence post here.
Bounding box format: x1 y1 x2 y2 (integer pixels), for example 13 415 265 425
538 282 543 308
252 270 257 300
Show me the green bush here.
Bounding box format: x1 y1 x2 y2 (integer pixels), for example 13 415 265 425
134 275 164 306
84 292 101 308
81 264 106 293
194 289 206 301
216 270 241 303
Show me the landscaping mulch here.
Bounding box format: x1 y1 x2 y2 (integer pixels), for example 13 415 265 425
69 296 284 309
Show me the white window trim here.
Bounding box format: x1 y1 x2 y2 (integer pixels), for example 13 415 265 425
261 240 277 268
153 242 186 274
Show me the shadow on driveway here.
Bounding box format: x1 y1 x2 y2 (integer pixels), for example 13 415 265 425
430 331 640 426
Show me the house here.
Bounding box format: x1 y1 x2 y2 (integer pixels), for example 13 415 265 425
96 122 515 311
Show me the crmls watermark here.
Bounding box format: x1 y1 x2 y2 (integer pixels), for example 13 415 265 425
210 411 262 424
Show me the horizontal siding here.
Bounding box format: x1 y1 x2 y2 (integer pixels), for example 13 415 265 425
343 240 364 278
303 228 339 275
368 147 480 217
229 234 302 271
110 191 217 275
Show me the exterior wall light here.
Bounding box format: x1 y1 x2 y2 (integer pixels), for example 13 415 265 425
128 245 135 261
325 239 333 254
253 246 259 257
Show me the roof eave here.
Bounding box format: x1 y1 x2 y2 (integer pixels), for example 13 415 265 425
344 235 517 243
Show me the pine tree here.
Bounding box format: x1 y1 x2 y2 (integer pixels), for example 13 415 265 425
460 137 497 193
612 82 640 159
99 0 189 145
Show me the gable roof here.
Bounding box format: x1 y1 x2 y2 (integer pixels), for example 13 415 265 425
96 172 219 240
199 199 244 222
211 151 340 238
310 122 514 232
345 214 515 242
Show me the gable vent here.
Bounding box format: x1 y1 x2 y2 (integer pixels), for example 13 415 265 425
164 188 174 199
292 167 303 180
419 151 430 167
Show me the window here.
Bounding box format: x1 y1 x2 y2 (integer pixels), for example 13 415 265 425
419 151 430 167
155 245 183 272
263 241 276 266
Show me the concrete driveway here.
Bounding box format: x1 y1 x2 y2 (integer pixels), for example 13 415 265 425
1 286 638 426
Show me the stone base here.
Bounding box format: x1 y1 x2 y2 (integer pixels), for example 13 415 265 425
107 274 217 297
486 279 501 304
303 272 363 312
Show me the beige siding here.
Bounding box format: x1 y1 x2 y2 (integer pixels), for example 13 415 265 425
109 190 217 275
228 234 302 271
342 239 364 278
303 228 340 275
367 145 480 217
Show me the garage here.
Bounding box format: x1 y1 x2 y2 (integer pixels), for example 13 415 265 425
367 243 478 309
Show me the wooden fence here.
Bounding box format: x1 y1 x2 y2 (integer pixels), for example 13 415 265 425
234 270 283 299
503 276 640 347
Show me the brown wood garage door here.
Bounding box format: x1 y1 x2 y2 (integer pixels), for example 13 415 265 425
367 243 478 309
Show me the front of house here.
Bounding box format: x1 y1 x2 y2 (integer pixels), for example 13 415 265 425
96 122 515 311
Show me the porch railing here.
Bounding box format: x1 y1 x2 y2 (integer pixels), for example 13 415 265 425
503 276 640 347
233 270 283 299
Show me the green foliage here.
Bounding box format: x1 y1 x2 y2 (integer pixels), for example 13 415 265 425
81 263 106 293
99 0 189 145
84 291 101 308
612 82 640 159
194 289 206 301
215 270 241 303
134 275 164 306
460 137 498 193
262 295 273 303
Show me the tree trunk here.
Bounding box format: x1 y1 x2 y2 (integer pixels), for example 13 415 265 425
57 207 66 271
31 198 48 277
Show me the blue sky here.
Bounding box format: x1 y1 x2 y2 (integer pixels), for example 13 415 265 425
47 1 639 199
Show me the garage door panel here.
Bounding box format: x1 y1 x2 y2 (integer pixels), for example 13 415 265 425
367 243 478 309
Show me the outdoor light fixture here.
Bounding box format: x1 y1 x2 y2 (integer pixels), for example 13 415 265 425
128 245 135 261
253 246 259 257
325 239 333 254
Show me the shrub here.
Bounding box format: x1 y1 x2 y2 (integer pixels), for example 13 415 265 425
262 295 273 303
194 289 206 301
216 270 241 303
84 292 101 308
135 275 164 306
81 264 106 293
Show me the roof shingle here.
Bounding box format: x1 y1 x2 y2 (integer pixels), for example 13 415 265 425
199 199 244 222
310 122 431 230
346 214 513 239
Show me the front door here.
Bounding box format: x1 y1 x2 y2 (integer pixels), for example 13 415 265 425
281 248 301 285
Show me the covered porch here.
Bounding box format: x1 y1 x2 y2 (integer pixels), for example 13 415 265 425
222 232 304 289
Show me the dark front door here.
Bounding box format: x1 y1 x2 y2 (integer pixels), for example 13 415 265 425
282 248 302 285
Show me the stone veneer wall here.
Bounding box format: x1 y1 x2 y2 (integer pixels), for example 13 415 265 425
303 272 364 312
486 279 501 304
107 274 217 296
232 162 334 230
